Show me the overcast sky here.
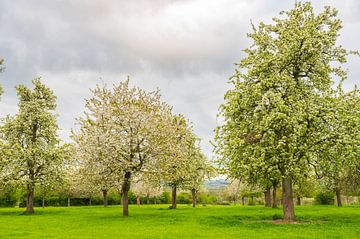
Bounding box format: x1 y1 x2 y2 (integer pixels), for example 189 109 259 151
0 0 359 159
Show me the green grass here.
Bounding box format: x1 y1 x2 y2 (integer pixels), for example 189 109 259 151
0 204 359 238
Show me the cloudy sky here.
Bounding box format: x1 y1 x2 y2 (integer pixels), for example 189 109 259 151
0 0 359 159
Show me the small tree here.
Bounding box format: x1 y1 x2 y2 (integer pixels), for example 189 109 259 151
155 115 197 209
184 148 215 208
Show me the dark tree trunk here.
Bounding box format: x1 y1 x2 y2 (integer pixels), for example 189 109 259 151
265 187 271 207
296 197 301 206
122 172 131 216
191 188 197 208
102 190 108 207
241 196 245 206
89 197 92 206
272 184 278 208
136 195 140 205
171 185 177 209
282 177 295 221
42 197 45 208
67 197 71 207
336 189 342 207
26 184 35 214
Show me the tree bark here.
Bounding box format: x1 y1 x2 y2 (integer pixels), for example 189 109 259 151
89 197 92 206
26 184 35 214
102 190 108 207
136 195 140 205
265 187 271 207
336 189 342 207
272 184 278 208
191 188 196 208
171 185 177 209
282 177 295 221
67 197 71 207
42 197 45 208
296 196 301 206
241 196 245 206
122 172 131 216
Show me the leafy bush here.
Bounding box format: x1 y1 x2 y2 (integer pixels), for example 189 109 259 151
160 192 171 204
177 192 191 204
314 192 335 205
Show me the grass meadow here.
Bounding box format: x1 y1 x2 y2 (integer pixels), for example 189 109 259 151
0 204 359 238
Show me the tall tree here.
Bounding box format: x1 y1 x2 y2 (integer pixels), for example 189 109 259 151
1 79 66 213
215 2 355 221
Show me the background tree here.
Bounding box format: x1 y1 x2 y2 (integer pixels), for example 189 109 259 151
0 79 66 213
155 115 196 209
215 2 355 221
184 147 214 208
315 88 360 207
72 102 122 207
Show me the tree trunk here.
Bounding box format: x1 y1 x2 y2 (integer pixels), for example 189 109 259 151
296 196 301 206
42 197 45 208
265 187 271 207
146 193 150 204
102 190 108 207
122 172 131 216
336 189 342 207
191 188 196 208
171 185 177 209
67 197 71 207
26 184 35 214
272 184 278 208
89 197 92 206
241 196 245 206
136 195 140 205
282 177 295 221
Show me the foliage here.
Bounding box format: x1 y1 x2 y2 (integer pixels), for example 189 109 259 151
314 192 335 205
177 192 191 204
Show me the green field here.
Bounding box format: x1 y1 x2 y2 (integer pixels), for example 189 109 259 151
1 205 360 239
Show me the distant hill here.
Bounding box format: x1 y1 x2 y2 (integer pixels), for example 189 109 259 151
204 179 229 192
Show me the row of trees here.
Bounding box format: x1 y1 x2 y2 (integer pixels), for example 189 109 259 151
0 75 213 216
1 2 359 223
214 2 360 221
72 80 214 215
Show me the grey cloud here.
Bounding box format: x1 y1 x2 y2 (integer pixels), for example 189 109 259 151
0 0 359 158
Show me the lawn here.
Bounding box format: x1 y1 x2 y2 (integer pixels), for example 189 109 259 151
0 204 359 239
